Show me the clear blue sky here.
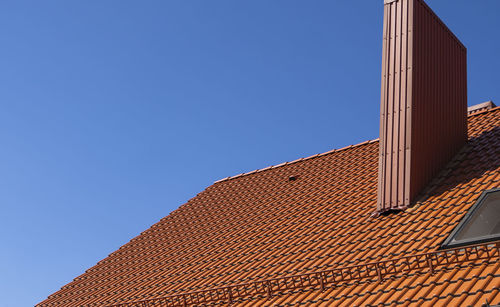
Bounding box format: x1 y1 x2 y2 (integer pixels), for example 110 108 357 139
1 1 498 306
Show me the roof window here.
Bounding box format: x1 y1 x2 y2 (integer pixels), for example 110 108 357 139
442 188 500 249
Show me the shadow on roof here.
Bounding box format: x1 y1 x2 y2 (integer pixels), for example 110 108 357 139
416 125 500 206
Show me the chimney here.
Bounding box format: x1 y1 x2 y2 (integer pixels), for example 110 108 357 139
377 0 467 213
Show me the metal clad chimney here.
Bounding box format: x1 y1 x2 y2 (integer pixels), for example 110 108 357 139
377 0 467 213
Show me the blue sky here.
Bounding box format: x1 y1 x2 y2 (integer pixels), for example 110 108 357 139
0 1 499 306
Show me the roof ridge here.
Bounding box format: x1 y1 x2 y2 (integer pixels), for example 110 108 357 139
213 138 379 184
214 107 500 184
467 104 500 117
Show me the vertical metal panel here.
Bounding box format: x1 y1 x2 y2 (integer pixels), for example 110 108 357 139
397 0 408 207
378 0 414 212
409 0 467 202
404 0 414 206
392 0 401 207
377 0 467 213
377 3 391 210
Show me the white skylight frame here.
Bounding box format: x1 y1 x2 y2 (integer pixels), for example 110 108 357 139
441 188 500 249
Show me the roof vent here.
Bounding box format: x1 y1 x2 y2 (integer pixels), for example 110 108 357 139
288 175 298 182
377 0 467 213
468 101 496 115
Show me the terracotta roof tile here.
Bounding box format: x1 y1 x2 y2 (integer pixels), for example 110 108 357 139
38 107 500 306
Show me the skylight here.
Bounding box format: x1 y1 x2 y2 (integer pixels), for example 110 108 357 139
442 188 500 249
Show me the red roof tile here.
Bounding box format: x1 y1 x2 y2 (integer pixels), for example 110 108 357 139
38 107 500 306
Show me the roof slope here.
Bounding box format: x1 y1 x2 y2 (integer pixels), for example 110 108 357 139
39 108 500 306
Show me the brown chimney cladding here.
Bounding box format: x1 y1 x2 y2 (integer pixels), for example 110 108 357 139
377 0 467 213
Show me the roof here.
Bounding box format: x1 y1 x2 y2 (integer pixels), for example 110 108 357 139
468 101 497 115
39 107 500 306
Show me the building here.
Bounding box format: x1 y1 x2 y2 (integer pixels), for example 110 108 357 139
38 0 500 306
